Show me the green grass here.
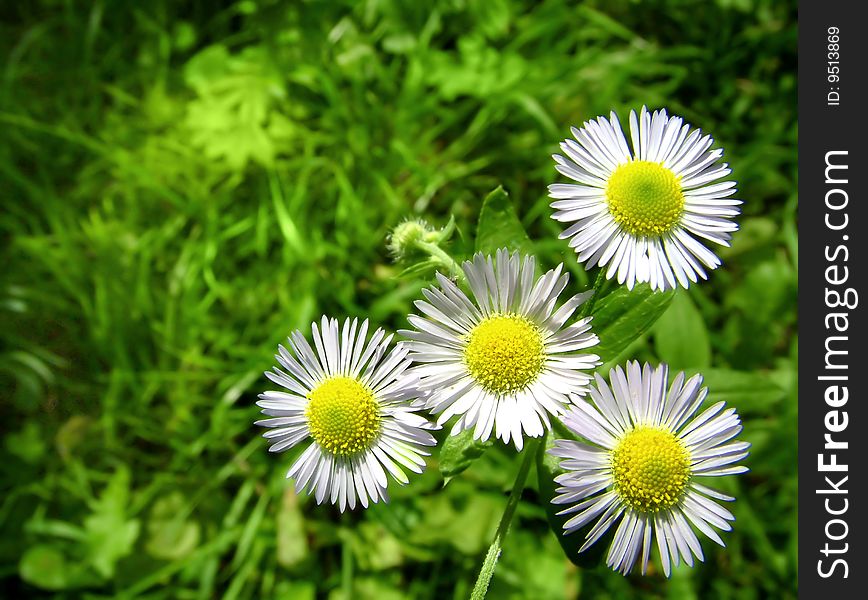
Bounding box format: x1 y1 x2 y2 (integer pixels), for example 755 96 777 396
1 1 797 598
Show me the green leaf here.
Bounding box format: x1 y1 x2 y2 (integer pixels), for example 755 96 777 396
494 529 578 600
55 415 93 461
145 491 200 561
182 45 289 169
4 421 47 464
591 284 676 364
693 369 787 415
352 522 404 570
536 429 611 568
438 428 493 484
653 291 711 369
19 545 99 591
446 494 502 555
335 577 406 600
475 186 534 256
19 545 69 590
274 581 316 600
83 467 141 578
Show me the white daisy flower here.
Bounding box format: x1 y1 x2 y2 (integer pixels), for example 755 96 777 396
548 106 741 291
550 362 749 576
255 316 437 511
400 249 600 450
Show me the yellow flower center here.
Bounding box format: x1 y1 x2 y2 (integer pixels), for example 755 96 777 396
611 426 691 512
463 314 545 395
305 376 381 457
606 160 685 237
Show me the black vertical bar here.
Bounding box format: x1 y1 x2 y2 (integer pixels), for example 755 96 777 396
798 2 866 597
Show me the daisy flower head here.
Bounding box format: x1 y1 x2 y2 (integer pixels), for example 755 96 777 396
400 249 601 450
549 362 749 576
255 316 437 512
549 106 741 291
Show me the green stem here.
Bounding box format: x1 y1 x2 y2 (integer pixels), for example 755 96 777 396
414 239 464 281
469 437 541 600
579 268 608 318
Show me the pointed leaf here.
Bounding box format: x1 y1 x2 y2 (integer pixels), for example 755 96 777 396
591 284 676 364
438 428 493 483
653 291 711 369
475 186 534 256
691 369 787 415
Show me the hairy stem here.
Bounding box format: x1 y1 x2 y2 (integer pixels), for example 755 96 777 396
414 239 464 280
470 437 541 600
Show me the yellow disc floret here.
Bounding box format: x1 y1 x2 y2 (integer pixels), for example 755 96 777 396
463 314 545 395
606 160 685 237
306 376 381 457
611 426 691 512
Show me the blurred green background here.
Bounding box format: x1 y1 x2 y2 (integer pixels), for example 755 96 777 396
1 0 797 598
